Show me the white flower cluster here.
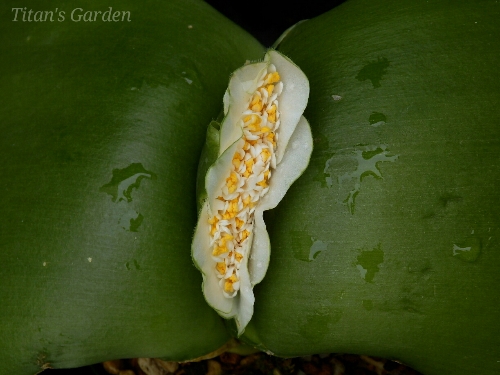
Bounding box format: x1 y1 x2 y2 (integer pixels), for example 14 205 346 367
209 66 283 298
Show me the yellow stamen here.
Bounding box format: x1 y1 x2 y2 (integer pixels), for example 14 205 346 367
249 94 262 112
224 274 238 293
243 158 254 178
235 217 244 229
261 149 271 162
225 171 238 194
265 72 280 84
208 216 219 235
232 152 243 169
266 84 274 95
266 132 276 147
241 230 250 241
243 195 251 207
212 244 228 256
251 103 263 112
260 127 271 133
244 114 261 125
235 252 243 262
216 262 226 275
257 179 268 188
228 199 238 215
248 123 260 132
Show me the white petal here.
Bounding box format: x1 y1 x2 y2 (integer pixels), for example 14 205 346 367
265 50 309 164
192 201 233 315
259 116 313 212
233 237 255 335
219 62 268 154
248 207 270 286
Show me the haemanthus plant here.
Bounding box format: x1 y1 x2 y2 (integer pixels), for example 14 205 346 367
192 50 313 334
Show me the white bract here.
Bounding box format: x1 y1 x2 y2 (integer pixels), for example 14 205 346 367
192 50 313 335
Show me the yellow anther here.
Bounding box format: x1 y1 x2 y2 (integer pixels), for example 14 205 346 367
235 217 244 229
212 244 229 256
216 262 226 275
222 199 238 220
251 102 263 112
243 158 254 178
244 114 261 125
266 84 274 95
241 230 250 241
249 93 263 112
224 281 233 293
265 72 280 84
266 132 276 147
232 152 243 169
250 93 261 106
248 123 260 132
224 274 238 293
235 252 243 262
267 104 277 114
226 171 238 193
260 127 271 133
257 179 268 188
244 114 262 132
264 170 270 180
243 195 251 207
266 104 277 123
261 149 271 162
208 216 219 235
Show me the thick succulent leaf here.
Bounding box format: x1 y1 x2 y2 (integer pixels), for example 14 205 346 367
0 0 264 373
196 121 221 213
244 1 500 375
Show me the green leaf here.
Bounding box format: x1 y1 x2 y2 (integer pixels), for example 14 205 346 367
244 1 500 375
0 0 264 373
196 121 221 213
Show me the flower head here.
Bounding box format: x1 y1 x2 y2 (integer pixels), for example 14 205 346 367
192 50 313 334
